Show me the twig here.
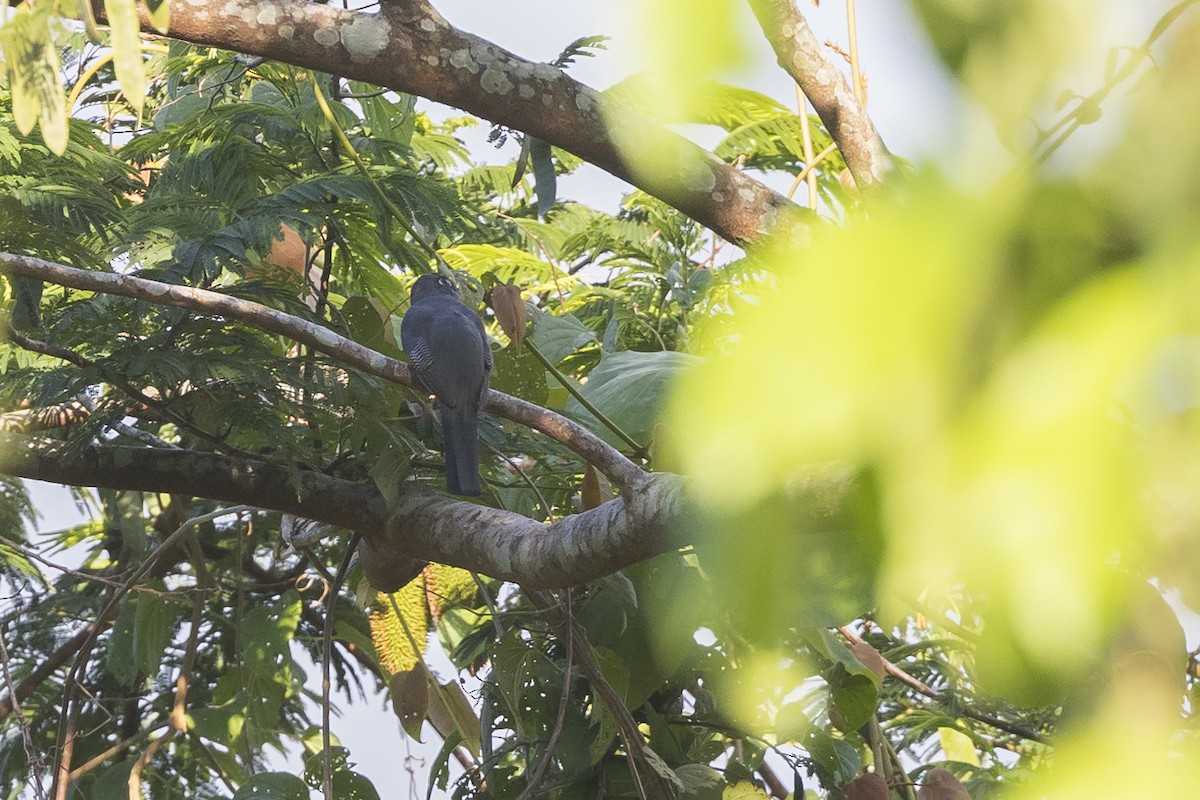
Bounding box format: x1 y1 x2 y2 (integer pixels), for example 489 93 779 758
310 78 443 270
322 533 362 800
49 506 250 800
66 725 164 780
127 730 176 800
845 0 865 106
3 320 260 460
525 340 646 459
527 590 664 800
0 625 47 799
1031 0 1200 164
516 590 573 800
793 86 819 208
837 626 1050 744
785 141 838 201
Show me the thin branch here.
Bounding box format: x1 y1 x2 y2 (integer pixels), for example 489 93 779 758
323 534 361 800
50 507 250 800
845 0 865 106
66 725 165 781
516 590 573 800
0 253 645 493
837 626 1050 744
0 625 47 799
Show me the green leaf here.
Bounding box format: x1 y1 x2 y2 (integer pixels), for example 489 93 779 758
343 295 402 358
142 0 171 34
92 762 134 800
105 0 147 115
828 666 878 731
530 137 556 216
802 629 883 687
675 763 726 800
232 772 309 800
527 305 596 364
428 732 464 799
566 350 700 446
332 770 383 800
106 600 140 686
805 729 860 786
722 782 771 800
938 726 980 766
0 6 68 153
133 588 179 676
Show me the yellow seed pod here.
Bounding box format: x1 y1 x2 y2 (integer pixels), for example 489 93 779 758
368 578 429 675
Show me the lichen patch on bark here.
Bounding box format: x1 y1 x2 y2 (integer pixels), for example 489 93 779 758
342 15 390 63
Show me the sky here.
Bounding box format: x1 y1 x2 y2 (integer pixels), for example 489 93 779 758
15 0 1192 797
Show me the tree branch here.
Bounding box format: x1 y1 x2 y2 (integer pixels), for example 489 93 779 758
91 0 797 245
0 253 646 493
0 433 686 589
748 0 891 187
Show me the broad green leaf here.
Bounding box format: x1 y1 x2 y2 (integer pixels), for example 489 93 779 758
332 770 383 800
231 772 309 800
133 588 179 676
828 666 878 732
105 600 140 685
527 305 596 364
106 0 147 115
806 729 861 787
938 726 980 766
675 763 725 800
92 762 135 800
567 349 699 447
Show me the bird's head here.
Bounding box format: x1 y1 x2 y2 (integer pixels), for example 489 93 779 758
409 273 460 303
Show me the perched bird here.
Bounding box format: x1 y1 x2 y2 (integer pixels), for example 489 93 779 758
400 273 492 495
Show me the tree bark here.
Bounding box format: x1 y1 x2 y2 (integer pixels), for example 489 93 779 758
0 433 686 589
748 0 891 187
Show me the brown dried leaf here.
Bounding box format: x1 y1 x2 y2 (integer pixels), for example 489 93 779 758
848 638 888 681
582 463 606 510
490 283 526 349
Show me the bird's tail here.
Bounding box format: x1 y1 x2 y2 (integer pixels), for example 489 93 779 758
441 408 481 496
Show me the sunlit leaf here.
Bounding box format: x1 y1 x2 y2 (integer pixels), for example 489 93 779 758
106 0 147 115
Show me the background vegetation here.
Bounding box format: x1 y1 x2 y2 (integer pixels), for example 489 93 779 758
1 1 1198 799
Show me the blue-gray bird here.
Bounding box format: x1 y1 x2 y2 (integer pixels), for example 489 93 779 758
401 273 492 496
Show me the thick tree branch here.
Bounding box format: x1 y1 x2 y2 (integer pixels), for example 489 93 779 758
0 433 684 589
748 0 891 187
0 253 646 492
92 0 797 245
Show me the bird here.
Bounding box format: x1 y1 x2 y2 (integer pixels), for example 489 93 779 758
400 273 492 496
